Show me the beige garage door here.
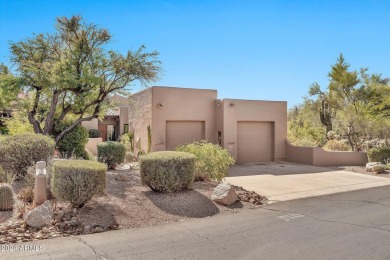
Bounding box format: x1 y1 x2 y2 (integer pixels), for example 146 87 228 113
237 122 273 163
166 121 205 150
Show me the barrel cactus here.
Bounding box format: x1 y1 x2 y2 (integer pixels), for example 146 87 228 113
0 184 14 211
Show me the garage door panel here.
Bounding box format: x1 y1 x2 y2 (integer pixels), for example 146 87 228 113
166 121 205 150
237 122 273 163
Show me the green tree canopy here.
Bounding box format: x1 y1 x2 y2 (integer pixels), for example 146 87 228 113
8 16 161 143
0 64 20 111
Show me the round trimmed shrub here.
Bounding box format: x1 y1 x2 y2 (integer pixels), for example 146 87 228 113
176 141 235 181
0 133 55 179
54 123 88 158
88 129 102 138
140 151 195 193
368 147 390 164
51 160 106 207
97 141 126 169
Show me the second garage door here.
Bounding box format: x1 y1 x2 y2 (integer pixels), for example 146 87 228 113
237 122 273 163
166 121 205 150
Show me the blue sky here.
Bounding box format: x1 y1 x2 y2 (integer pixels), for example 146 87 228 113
1 0 389 108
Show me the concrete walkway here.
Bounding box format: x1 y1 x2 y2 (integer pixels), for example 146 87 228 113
225 162 390 202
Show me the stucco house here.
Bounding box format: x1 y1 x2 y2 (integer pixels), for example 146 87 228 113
82 86 287 164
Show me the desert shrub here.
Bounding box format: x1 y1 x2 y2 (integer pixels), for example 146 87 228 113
125 152 135 163
84 149 96 161
0 134 55 179
0 166 14 184
140 151 195 192
176 141 235 181
368 147 390 163
88 129 102 138
97 141 126 169
4 111 34 135
51 160 106 207
18 187 34 203
322 140 350 151
54 123 88 158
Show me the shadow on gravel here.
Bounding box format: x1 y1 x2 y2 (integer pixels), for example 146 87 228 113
145 190 220 218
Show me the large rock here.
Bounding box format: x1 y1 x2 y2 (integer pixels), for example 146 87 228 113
366 162 383 172
24 200 53 228
212 183 238 206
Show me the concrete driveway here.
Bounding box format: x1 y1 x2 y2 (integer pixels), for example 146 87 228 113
225 162 390 202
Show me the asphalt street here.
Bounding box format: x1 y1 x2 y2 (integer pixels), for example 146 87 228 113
2 185 390 260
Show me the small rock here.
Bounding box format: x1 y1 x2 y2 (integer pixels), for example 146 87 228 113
72 208 77 214
366 162 383 172
373 164 386 173
212 183 239 206
24 201 53 228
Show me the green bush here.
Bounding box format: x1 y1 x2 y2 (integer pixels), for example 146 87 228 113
368 147 390 163
51 160 106 207
88 129 102 138
176 141 235 181
322 140 350 151
140 151 195 192
54 123 88 158
0 134 55 179
125 151 135 163
97 141 126 169
0 166 14 184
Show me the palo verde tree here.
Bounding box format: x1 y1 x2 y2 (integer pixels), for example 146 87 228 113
8 16 161 143
0 64 20 111
308 54 364 150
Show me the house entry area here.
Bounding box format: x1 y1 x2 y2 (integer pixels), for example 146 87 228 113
236 121 274 164
166 121 205 150
98 124 117 141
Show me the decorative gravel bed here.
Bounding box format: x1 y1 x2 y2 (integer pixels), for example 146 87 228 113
336 166 390 178
0 165 267 244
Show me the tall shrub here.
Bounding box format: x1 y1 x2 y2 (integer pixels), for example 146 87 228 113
140 151 195 192
51 160 106 207
0 134 55 179
176 141 235 181
54 122 88 158
97 141 126 169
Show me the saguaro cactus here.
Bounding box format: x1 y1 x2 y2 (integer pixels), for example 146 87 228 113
0 184 14 211
319 99 333 139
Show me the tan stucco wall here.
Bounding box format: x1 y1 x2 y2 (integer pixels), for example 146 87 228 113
286 140 368 166
151 87 218 151
81 118 98 130
128 88 152 154
119 106 129 136
85 138 103 156
222 99 287 161
285 140 315 165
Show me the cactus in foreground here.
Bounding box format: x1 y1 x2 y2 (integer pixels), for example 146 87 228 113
0 184 14 211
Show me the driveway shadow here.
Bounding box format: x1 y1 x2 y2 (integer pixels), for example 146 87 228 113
145 190 220 218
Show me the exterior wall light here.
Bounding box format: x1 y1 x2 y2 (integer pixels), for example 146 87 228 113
157 103 163 108
229 102 235 107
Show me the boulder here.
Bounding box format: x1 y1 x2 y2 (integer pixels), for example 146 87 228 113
24 200 53 228
373 164 386 173
366 162 383 172
212 183 238 206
